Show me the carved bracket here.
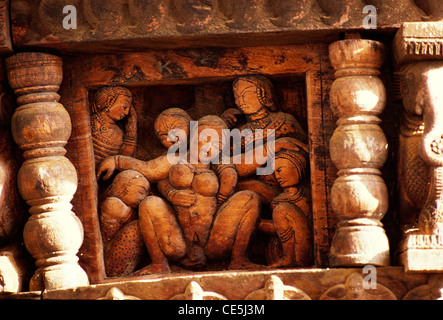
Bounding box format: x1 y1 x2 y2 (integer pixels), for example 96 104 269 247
394 22 443 272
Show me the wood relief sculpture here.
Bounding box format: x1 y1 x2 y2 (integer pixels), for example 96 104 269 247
222 74 312 267
96 108 261 276
244 275 311 300
90 86 137 166
170 281 228 300
92 73 312 276
320 272 397 300
394 22 443 272
5 52 89 290
403 274 443 300
328 36 390 267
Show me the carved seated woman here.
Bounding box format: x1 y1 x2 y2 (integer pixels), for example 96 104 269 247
222 74 307 146
91 86 138 166
222 74 312 267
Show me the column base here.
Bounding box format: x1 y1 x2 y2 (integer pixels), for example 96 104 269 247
329 225 391 267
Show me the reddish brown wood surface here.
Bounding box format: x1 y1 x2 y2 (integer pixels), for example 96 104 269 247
61 43 336 282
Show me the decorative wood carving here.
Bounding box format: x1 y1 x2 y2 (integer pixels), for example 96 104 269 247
320 272 397 300
244 275 311 300
403 274 443 300
59 44 334 282
170 281 227 300
328 35 390 267
10 0 437 54
224 74 312 268
5 52 89 290
97 287 140 300
394 22 443 272
34 267 430 300
0 0 11 53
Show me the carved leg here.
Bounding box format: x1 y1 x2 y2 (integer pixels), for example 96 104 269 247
5 52 89 290
136 196 186 275
328 37 390 267
104 220 145 277
206 190 261 269
270 202 311 268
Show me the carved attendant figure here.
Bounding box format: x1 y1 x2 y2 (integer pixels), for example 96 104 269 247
91 86 137 166
223 74 312 267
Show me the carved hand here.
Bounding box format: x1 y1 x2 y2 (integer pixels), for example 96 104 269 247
221 108 242 127
97 156 117 181
169 189 196 207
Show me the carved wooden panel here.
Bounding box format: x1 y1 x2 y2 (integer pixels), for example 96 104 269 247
59 44 336 283
11 0 441 53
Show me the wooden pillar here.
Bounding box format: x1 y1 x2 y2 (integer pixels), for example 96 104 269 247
327 36 390 266
394 22 443 272
5 52 89 290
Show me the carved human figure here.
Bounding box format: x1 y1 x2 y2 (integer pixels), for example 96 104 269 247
98 107 190 276
134 115 261 274
222 74 311 267
91 86 138 166
320 273 397 300
223 74 307 145
97 111 261 275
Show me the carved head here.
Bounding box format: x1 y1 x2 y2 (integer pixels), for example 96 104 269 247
92 86 132 121
345 273 365 299
193 115 228 163
274 149 307 188
105 170 150 208
154 107 192 149
233 75 275 114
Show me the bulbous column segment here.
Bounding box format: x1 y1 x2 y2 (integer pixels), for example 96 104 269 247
328 39 390 267
5 52 89 290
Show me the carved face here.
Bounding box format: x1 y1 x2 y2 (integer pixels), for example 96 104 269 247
122 178 150 208
106 95 131 121
274 157 300 188
233 79 264 115
346 273 365 299
193 115 228 163
155 117 190 149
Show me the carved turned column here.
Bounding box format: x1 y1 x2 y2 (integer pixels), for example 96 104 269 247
328 36 390 266
5 52 89 290
394 22 443 272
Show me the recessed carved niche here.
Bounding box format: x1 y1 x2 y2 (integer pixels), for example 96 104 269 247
58 44 336 283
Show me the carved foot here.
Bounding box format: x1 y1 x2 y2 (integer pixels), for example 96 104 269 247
228 259 264 270
268 255 295 268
